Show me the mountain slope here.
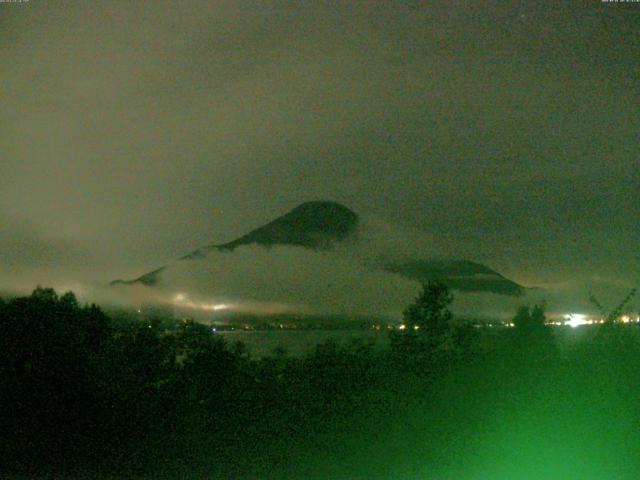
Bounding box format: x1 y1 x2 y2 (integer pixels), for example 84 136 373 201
111 201 524 296
216 201 358 251
111 201 358 287
384 259 523 296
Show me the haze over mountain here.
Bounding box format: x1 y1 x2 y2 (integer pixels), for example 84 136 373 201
112 201 524 303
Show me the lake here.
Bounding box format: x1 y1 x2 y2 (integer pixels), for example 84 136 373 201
217 329 388 357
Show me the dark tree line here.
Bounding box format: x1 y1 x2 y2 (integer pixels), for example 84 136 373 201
1 284 639 479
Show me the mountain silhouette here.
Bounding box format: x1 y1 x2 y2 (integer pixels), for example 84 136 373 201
197 201 357 253
111 201 523 296
111 201 358 287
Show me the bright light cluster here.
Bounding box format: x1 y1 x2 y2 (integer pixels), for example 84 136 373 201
564 314 589 329
563 313 640 328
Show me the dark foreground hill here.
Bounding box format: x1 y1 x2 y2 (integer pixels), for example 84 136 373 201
111 201 523 296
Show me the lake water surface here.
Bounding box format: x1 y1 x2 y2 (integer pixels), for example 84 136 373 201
218 329 388 357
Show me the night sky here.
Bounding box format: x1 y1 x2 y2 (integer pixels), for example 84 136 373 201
1 1 638 312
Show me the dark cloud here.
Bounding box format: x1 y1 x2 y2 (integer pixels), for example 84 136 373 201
1 1 638 309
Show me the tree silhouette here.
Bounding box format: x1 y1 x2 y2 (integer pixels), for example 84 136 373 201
391 281 454 370
513 304 546 330
403 281 453 338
